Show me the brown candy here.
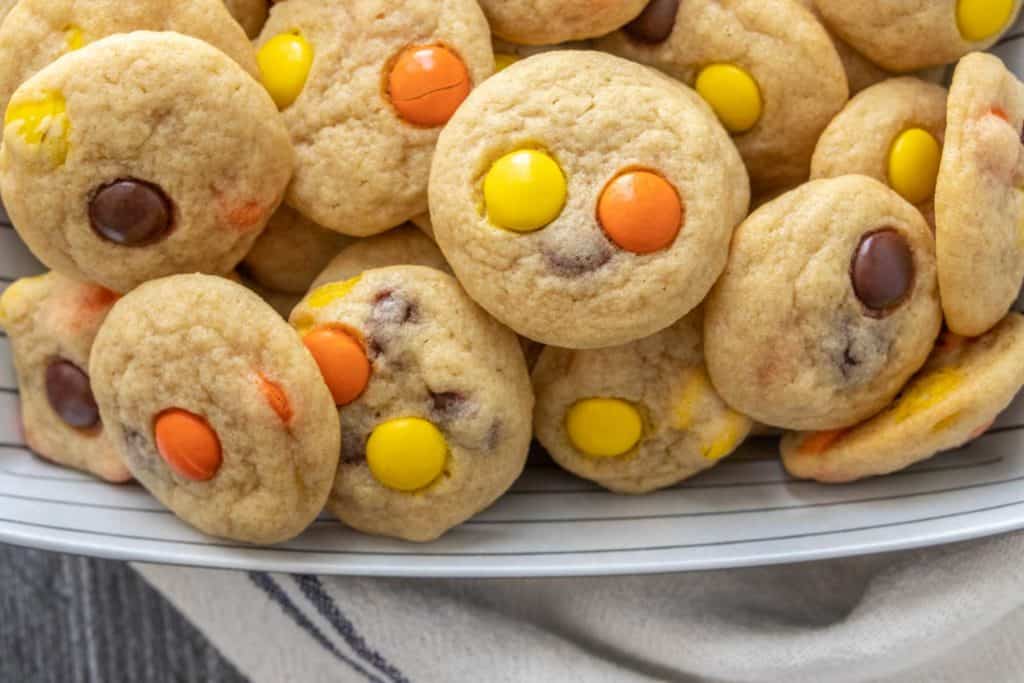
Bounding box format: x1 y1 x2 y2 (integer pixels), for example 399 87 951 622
45 359 99 430
89 179 173 246
851 229 914 314
623 0 680 44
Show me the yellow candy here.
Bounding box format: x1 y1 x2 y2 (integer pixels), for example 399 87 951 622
957 0 1014 42
565 398 643 458
4 91 70 165
695 64 762 134
484 149 567 232
891 367 964 423
703 412 747 461
306 276 362 309
887 128 941 205
65 26 86 51
366 418 448 492
258 32 314 110
493 53 520 72
931 411 963 433
673 368 711 430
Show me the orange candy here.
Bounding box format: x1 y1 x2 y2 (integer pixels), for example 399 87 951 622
154 409 223 481
798 428 849 456
388 45 470 127
598 171 683 254
257 373 293 425
303 327 371 406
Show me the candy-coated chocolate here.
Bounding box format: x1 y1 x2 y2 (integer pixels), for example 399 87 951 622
258 32 313 110
366 417 448 491
484 149 567 232
4 90 69 165
44 359 98 430
623 0 680 44
565 398 643 458
154 408 223 481
388 45 470 127
887 128 941 205
694 64 762 134
88 178 173 246
598 170 682 253
851 229 914 314
956 0 1014 41
257 372 293 425
302 326 370 406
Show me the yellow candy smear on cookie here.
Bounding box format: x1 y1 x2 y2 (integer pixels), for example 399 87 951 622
306 276 362 309
64 26 86 51
366 417 448 491
702 411 748 461
891 367 964 423
673 367 711 429
5 91 70 165
566 398 643 458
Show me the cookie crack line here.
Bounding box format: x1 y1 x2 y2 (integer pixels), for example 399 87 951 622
392 79 468 103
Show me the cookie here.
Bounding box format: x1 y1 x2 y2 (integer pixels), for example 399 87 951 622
935 52 1024 336
311 225 449 289
811 78 948 221
241 205 353 295
429 51 749 348
290 266 533 541
0 31 293 293
479 0 648 46
705 175 942 431
814 0 1022 72
0 0 259 116
255 0 493 236
222 0 267 38
533 309 752 493
782 314 1024 482
410 213 435 240
597 0 849 191
0 272 128 482
90 275 339 543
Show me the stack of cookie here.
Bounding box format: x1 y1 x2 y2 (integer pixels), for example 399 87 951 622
0 0 1022 545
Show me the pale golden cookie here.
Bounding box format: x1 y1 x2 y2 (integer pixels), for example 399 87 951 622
291 266 533 541
0 32 293 293
256 0 493 236
705 176 942 431
783 314 1024 482
90 275 340 544
479 0 648 45
936 52 1024 336
533 309 752 494
311 225 449 289
429 51 749 349
598 0 848 191
0 272 128 482
814 0 1022 72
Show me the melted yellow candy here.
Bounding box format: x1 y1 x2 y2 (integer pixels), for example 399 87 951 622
887 128 941 205
931 411 963 433
493 53 520 72
703 412 748 461
366 418 448 492
65 26 86 51
694 64 762 134
484 149 567 232
673 368 711 429
565 398 643 458
306 276 362 309
892 367 964 423
258 31 314 110
956 0 1014 42
5 91 70 165
0 274 45 328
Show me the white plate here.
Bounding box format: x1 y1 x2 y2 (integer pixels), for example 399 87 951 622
1 31 1024 577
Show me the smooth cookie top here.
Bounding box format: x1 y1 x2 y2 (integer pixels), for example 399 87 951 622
0 32 293 293
705 175 942 431
290 266 533 541
90 275 340 544
815 0 1022 72
598 0 849 191
478 0 649 45
532 309 752 494
782 313 1024 482
255 0 493 236
429 51 749 349
936 52 1024 337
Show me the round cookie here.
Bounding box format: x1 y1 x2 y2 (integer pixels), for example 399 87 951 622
479 0 649 45
811 78 948 221
290 266 533 541
242 205 354 295
0 0 15 26
429 51 749 349
782 314 1024 482
705 175 942 431
533 309 753 494
311 225 449 288
0 272 128 482
90 275 340 544
255 0 493 236
597 0 849 191
814 0 1022 72
0 0 259 116
222 0 267 38
935 52 1024 337
0 32 293 293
